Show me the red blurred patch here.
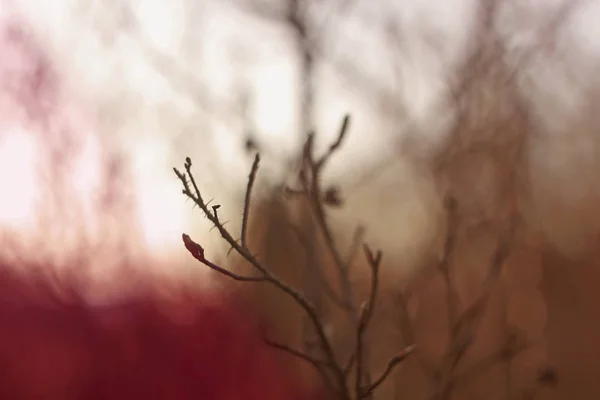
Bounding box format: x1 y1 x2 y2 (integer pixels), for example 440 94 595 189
0 10 323 400
0 262 320 399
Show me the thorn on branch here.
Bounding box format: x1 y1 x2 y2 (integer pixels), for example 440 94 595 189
226 244 236 258
212 204 221 219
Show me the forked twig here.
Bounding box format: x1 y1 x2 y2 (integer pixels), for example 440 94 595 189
431 216 518 400
174 115 412 400
361 345 417 398
174 158 347 396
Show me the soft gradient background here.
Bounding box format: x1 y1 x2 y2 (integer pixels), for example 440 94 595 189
3 0 600 399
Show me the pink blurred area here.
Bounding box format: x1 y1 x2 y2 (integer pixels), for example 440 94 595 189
0 8 321 400
0 263 320 400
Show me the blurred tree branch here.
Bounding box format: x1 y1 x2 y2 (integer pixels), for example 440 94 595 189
174 115 415 400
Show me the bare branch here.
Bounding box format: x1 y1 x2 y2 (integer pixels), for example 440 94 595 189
241 154 260 249
265 337 336 390
345 226 366 268
439 197 461 329
360 345 417 398
174 157 348 395
286 222 349 310
354 245 382 395
451 336 532 389
182 233 267 282
395 290 433 376
431 216 518 400
301 116 358 322
316 114 351 170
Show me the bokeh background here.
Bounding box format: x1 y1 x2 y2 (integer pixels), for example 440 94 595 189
2 0 600 398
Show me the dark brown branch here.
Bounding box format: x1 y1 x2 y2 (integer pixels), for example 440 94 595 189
302 116 358 322
265 338 331 368
345 225 366 269
174 157 348 395
432 217 518 400
182 235 267 282
395 290 432 376
241 154 260 249
451 337 531 389
355 245 382 396
316 114 351 170
439 197 461 329
360 345 417 398
299 116 376 398
286 222 349 310
265 338 336 390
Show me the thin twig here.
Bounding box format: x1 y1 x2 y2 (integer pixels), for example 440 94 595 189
174 157 348 396
241 154 260 249
395 290 433 376
440 197 461 329
286 222 349 310
265 338 336 390
451 337 531 389
182 234 267 282
176 113 403 399
355 245 382 396
303 116 359 323
316 114 351 170
432 217 518 400
360 345 417 398
345 225 366 270
303 117 353 276
301 116 372 397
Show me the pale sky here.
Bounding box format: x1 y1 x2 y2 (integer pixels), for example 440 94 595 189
2 0 600 282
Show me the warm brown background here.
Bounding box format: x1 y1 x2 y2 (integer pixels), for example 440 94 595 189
237 187 600 400
231 62 600 399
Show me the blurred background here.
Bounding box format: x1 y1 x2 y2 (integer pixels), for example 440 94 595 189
2 0 600 398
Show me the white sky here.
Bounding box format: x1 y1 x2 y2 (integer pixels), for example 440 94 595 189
2 0 600 279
